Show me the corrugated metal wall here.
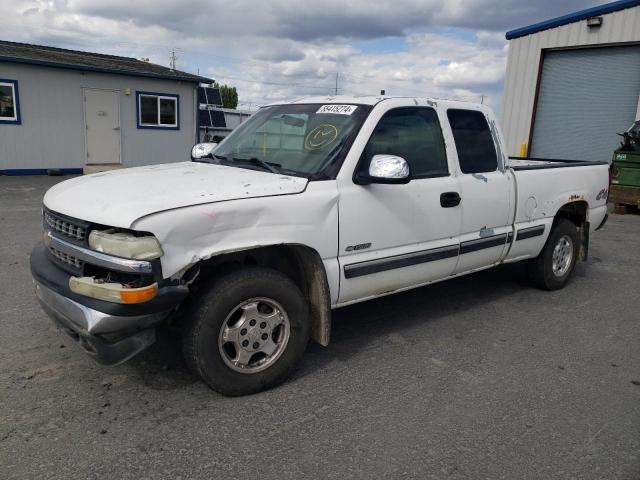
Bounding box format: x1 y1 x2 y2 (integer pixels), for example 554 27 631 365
0 63 197 171
530 45 640 162
502 5 640 157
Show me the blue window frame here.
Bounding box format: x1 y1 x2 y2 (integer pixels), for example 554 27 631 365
0 79 21 125
136 91 179 130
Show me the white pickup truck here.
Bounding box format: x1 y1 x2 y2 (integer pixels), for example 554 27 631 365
31 96 610 395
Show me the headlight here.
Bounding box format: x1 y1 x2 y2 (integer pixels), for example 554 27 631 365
191 142 217 160
69 277 158 304
88 230 163 260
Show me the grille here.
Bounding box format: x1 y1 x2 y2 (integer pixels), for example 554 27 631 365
48 246 84 270
44 211 87 241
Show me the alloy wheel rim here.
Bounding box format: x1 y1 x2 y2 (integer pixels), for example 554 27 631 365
218 297 290 374
551 235 573 277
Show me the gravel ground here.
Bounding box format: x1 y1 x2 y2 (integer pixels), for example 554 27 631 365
1 175 639 480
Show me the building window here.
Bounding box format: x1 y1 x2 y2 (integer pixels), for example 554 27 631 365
136 92 179 129
0 79 21 124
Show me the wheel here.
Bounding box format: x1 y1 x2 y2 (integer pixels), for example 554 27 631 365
183 267 310 396
527 219 580 291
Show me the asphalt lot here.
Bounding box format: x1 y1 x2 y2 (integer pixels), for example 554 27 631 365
1 175 639 480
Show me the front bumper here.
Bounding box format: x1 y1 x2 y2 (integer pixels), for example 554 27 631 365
31 243 188 365
35 281 160 365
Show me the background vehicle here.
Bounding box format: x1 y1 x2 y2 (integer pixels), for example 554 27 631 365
31 96 610 395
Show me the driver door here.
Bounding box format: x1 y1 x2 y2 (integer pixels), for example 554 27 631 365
337 107 462 304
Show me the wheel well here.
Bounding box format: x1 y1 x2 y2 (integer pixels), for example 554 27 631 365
555 201 588 228
186 245 332 346
555 201 589 260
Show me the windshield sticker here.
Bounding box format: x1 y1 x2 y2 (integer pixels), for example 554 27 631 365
316 104 357 115
304 124 338 150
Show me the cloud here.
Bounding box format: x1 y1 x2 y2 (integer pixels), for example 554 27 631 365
43 0 596 41
0 0 598 113
6 0 597 43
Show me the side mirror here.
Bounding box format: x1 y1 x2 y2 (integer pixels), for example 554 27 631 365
354 154 411 185
191 142 218 160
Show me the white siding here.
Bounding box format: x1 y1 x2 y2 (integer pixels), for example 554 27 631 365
502 5 640 156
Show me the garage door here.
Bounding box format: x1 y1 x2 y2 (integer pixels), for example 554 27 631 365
530 45 640 163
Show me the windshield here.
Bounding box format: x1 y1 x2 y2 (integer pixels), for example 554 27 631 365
211 103 370 178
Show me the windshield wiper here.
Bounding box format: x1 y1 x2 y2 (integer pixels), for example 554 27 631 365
211 153 304 176
231 156 281 174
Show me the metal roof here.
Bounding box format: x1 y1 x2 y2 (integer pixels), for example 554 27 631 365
505 0 640 40
0 40 213 83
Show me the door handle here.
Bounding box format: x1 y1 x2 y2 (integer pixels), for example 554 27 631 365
112 126 120 131
440 192 461 208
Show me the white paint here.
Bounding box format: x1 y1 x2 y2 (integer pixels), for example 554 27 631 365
83 89 121 165
43 95 610 309
502 4 640 156
43 161 307 228
335 97 461 303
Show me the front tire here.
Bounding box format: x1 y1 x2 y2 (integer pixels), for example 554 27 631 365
527 219 580 291
183 267 310 396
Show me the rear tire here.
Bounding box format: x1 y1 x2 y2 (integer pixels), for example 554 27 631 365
183 267 310 396
528 219 580 291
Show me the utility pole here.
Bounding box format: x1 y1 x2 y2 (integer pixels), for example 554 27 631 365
169 49 178 71
334 72 339 96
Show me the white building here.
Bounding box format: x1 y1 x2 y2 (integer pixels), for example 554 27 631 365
0 40 213 175
502 0 640 162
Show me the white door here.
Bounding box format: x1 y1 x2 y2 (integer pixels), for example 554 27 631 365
84 89 121 165
337 106 462 304
446 108 511 274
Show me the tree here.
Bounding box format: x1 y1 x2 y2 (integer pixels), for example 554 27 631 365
214 82 238 109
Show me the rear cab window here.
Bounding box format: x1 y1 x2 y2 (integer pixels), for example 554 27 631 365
447 109 498 173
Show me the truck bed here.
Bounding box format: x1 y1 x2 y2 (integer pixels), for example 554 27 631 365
507 156 610 228
501 156 610 264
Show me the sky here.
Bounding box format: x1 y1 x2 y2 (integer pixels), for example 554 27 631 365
1 0 602 115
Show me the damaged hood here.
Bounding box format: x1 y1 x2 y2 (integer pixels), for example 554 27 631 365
44 162 308 228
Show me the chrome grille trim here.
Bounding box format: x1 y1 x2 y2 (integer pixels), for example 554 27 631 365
48 246 84 269
44 211 87 241
44 231 153 274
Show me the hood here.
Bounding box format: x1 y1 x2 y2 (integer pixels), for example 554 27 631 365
44 162 308 228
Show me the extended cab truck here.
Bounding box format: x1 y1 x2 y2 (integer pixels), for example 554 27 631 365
30 96 610 396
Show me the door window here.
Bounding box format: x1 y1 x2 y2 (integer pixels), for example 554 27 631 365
447 109 498 173
363 107 448 178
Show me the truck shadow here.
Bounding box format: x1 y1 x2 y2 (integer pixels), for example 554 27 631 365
128 261 544 389
294 262 536 380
